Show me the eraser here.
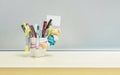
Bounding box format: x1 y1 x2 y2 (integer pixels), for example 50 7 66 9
46 15 61 27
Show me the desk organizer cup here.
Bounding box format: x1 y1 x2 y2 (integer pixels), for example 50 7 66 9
21 15 61 58
30 38 47 57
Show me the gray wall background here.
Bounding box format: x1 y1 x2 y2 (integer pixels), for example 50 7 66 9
0 0 120 50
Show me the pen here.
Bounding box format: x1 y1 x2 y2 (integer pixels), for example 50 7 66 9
31 25 37 38
36 25 40 49
21 23 27 35
28 25 34 37
44 28 49 38
47 25 53 36
42 21 47 37
44 25 53 37
26 23 31 50
21 23 30 37
37 25 40 37
33 24 38 33
39 27 42 38
46 19 52 29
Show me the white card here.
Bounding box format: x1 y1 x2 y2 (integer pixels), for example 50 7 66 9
46 15 61 26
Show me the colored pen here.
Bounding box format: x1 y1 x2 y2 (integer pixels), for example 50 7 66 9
39 27 42 38
46 19 52 29
44 28 49 38
42 21 47 37
26 23 31 50
33 24 38 33
31 25 37 38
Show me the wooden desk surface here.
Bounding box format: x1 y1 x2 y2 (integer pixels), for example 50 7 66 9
0 51 120 68
0 51 120 75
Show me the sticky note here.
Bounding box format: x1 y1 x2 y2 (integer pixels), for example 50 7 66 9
46 15 61 26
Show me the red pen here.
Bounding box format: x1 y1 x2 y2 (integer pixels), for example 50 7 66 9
42 21 47 37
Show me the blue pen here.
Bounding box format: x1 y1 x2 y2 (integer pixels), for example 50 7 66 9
39 27 42 38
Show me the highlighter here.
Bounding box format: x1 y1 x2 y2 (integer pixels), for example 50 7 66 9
48 25 53 36
21 25 25 32
22 23 30 36
21 23 30 53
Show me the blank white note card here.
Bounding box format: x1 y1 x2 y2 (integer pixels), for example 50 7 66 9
46 15 61 26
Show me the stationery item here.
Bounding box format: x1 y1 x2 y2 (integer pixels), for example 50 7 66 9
48 25 53 36
22 23 30 36
39 28 42 38
21 23 30 52
21 15 61 57
30 25 37 38
21 25 25 32
42 21 47 37
26 23 31 50
33 24 39 49
26 25 31 36
33 24 38 33
46 19 52 29
39 38 48 56
26 23 31 33
33 24 39 37
35 27 41 57
28 25 34 37
44 25 53 37
44 28 49 38
36 25 40 49
37 25 40 37
46 15 61 27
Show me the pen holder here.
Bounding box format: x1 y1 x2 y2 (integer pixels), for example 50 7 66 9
29 37 47 57
39 38 48 56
